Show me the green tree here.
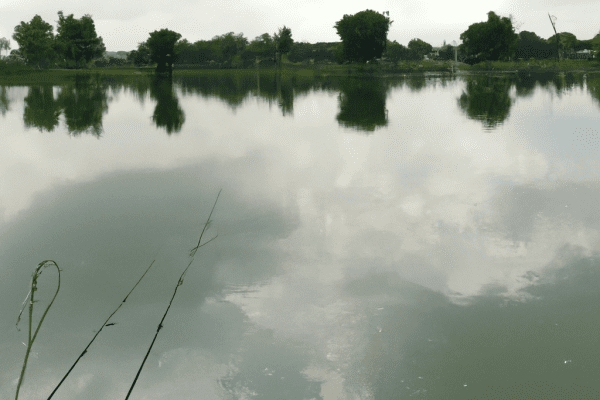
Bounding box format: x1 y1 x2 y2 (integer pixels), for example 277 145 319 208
547 32 577 58
4 49 26 65
515 31 554 60
334 9 392 63
146 29 182 74
210 32 248 67
55 11 105 68
408 38 433 60
288 42 312 63
173 38 191 63
438 44 456 61
592 32 600 58
386 40 409 64
459 11 518 61
242 33 275 67
274 26 293 66
573 39 593 52
12 15 57 68
248 33 274 53
127 41 151 66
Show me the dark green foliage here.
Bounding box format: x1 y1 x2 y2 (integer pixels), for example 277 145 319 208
3 49 27 65
287 42 339 64
385 40 410 63
127 42 151 66
274 27 293 54
210 32 248 67
547 32 578 58
514 31 555 60
173 40 214 65
592 32 600 55
241 33 276 67
55 11 106 69
334 9 392 63
247 33 275 55
287 42 312 63
12 15 57 68
437 44 456 61
408 38 433 60
94 56 127 68
172 34 247 67
459 11 518 61
146 29 182 73
573 39 593 52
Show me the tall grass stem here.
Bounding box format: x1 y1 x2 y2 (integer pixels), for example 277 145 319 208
124 189 221 400
15 261 61 400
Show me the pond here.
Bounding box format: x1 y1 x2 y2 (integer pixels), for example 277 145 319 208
2 70 600 399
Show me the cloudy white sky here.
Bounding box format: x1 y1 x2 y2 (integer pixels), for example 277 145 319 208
1 0 599 52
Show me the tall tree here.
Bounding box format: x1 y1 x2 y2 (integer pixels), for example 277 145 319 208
55 11 105 68
0 37 10 58
287 42 312 63
459 11 518 61
408 38 433 60
146 29 182 74
386 40 410 64
334 9 392 63
515 31 554 60
274 26 293 66
592 32 600 57
12 15 57 68
547 32 577 58
210 32 247 66
127 41 151 66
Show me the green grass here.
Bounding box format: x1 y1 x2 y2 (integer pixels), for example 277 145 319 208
3 58 600 84
459 58 600 73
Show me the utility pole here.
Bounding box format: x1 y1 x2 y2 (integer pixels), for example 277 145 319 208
548 13 560 62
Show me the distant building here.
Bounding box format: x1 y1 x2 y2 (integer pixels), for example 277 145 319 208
570 49 595 59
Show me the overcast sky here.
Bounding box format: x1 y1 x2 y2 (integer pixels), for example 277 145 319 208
1 0 599 52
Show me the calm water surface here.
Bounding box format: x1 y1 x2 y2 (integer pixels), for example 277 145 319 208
1 71 600 399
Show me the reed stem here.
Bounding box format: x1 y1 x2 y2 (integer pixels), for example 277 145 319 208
16 261 61 400
124 189 221 400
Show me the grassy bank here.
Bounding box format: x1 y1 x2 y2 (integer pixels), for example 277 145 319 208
3 58 600 84
0 63 155 84
460 58 600 73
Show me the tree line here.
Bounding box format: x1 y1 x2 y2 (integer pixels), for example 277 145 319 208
3 9 600 72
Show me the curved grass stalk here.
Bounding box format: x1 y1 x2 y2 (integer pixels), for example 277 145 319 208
125 189 221 400
15 260 61 400
46 256 159 399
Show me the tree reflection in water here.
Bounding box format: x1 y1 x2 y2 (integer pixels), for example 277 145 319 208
148 75 185 134
336 77 388 132
457 75 513 129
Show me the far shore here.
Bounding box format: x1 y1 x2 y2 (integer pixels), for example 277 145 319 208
2 59 600 84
